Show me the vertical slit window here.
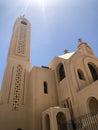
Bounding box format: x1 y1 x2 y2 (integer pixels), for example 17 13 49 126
44 81 48 94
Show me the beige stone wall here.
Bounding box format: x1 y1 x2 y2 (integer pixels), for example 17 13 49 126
27 66 58 130
0 106 28 129
77 81 98 115
69 51 98 117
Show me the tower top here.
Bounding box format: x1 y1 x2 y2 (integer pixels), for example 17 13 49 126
16 16 30 24
7 16 31 61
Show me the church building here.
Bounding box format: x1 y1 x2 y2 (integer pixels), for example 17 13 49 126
0 16 98 130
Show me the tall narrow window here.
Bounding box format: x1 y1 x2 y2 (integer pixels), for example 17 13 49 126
88 63 98 81
44 81 48 94
77 69 85 80
59 64 65 81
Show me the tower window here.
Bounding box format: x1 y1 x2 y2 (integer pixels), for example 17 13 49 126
58 64 65 81
44 81 48 94
77 69 85 80
88 63 98 81
21 21 27 25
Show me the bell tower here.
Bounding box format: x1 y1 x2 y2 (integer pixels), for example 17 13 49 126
1 16 31 113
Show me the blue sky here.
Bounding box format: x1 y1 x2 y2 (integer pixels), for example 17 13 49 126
0 0 98 87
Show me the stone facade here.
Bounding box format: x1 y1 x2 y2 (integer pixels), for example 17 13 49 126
0 16 98 130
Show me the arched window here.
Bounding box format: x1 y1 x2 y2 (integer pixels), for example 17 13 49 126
77 69 85 80
58 64 65 81
88 97 98 113
44 81 48 94
88 63 98 81
17 129 22 130
56 112 67 130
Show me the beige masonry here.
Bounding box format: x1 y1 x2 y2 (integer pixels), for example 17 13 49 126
0 16 98 130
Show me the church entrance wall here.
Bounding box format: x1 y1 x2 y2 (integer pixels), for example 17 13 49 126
42 107 73 130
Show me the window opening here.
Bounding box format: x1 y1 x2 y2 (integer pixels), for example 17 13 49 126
44 81 48 94
56 112 67 130
59 64 65 81
88 63 98 81
64 98 73 116
88 97 98 113
77 69 85 80
21 21 27 25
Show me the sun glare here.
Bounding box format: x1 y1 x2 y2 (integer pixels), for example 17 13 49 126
23 0 45 8
33 0 46 19
21 0 46 16
36 0 46 13
38 0 45 4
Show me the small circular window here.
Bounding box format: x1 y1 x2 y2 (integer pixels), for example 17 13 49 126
21 21 27 25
